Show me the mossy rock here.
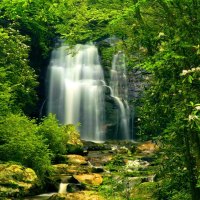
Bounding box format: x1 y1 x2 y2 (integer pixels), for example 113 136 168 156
0 163 39 198
48 191 104 200
49 193 66 200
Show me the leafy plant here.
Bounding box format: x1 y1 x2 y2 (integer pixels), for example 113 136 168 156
37 114 68 157
0 114 52 179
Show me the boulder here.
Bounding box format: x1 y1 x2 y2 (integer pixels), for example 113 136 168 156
0 163 38 198
53 164 89 175
65 155 87 165
87 151 113 166
137 141 159 154
125 159 150 170
52 164 70 174
73 174 103 185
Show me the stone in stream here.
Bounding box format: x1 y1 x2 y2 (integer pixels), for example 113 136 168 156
73 174 103 185
65 154 88 165
137 141 159 154
48 191 104 200
87 151 113 166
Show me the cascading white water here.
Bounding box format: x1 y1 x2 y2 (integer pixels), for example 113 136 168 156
110 52 130 139
47 43 131 141
48 43 105 141
58 183 68 194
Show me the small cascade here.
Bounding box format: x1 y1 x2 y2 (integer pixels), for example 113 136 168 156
109 52 130 139
58 183 68 194
48 43 105 141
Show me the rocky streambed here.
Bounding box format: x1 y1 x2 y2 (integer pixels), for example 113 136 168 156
1 140 159 200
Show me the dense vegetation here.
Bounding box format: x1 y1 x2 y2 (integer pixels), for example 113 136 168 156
0 0 199 199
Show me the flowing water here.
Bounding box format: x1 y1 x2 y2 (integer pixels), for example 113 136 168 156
110 52 130 139
24 193 55 200
48 43 105 141
58 183 68 194
47 43 131 141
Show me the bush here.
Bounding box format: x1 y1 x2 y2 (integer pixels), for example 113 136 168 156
0 114 52 179
37 114 68 157
65 124 83 154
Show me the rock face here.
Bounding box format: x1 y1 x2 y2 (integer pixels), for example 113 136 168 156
0 164 38 198
127 68 150 100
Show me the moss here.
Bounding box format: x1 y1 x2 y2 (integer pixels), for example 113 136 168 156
0 163 39 198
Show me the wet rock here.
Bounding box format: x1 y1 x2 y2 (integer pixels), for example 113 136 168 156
65 154 87 165
53 164 69 174
73 173 103 185
91 166 104 173
125 159 150 170
60 176 78 184
49 191 104 200
49 193 66 200
53 163 89 175
47 175 80 192
137 141 159 154
87 151 113 166
110 144 128 154
0 163 39 198
82 141 111 151
67 183 86 192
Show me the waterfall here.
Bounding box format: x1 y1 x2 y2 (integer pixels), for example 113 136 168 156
58 183 68 194
48 43 105 141
109 52 130 139
47 43 131 141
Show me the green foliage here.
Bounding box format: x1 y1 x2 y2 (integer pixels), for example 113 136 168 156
134 1 200 198
0 0 58 56
98 175 131 200
0 114 52 179
38 114 68 157
109 154 126 167
130 182 157 200
0 27 38 115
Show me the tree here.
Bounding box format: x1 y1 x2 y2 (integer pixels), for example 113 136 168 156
0 114 52 179
37 114 68 158
0 27 38 115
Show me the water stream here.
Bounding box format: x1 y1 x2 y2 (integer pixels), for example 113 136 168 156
109 52 130 139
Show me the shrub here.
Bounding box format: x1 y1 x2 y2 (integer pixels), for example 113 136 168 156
0 114 52 179
37 114 68 157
